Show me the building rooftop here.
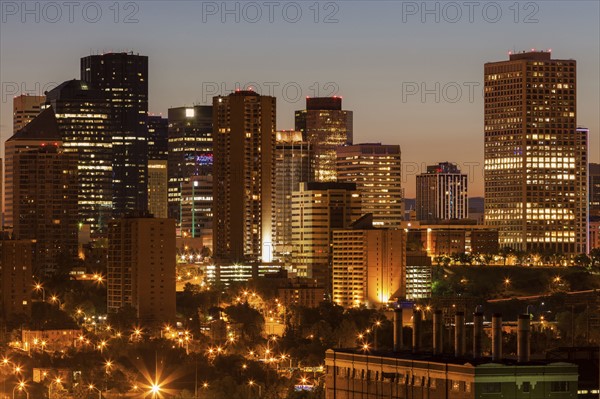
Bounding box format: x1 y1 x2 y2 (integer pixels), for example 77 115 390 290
306 96 342 111
425 162 461 174
337 143 400 155
508 50 552 61
328 348 577 369
45 79 106 102
228 89 261 97
8 107 61 142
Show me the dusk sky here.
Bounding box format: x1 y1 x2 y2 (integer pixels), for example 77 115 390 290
1 1 598 197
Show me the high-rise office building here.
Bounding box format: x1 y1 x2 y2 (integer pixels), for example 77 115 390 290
4 108 63 230
589 163 600 218
45 80 113 234
167 106 213 225
291 182 361 291
181 175 213 244
273 130 310 260
484 51 586 254
331 215 406 308
81 52 149 216
12 144 78 277
147 116 168 219
0 237 34 320
148 160 168 219
295 97 353 182
213 90 276 264
148 115 169 161
107 216 176 323
416 162 468 222
337 143 404 228
13 94 44 133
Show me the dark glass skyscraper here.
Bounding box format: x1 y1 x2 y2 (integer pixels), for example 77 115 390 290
46 80 113 234
167 106 213 226
81 52 149 217
148 115 169 161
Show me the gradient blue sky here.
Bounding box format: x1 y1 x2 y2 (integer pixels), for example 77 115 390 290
1 1 598 197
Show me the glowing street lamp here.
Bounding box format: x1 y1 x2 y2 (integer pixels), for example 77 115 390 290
554 276 562 284
33 283 45 302
150 383 161 398
247 380 261 397
88 384 102 399
49 295 62 309
131 328 143 342
94 274 104 284
97 340 107 353
280 354 292 368
75 308 88 325
13 381 29 399
48 378 62 398
161 325 171 339
104 360 113 374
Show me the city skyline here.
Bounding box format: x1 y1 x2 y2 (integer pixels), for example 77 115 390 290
1 1 598 198
1 3 600 399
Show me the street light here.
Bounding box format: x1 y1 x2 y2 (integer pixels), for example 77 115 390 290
48 377 62 399
97 340 107 353
88 384 101 399
13 381 29 399
373 320 382 349
248 380 261 397
1 358 12 398
131 327 142 342
49 295 62 309
93 273 104 285
104 360 113 374
34 283 46 302
150 383 161 398
280 354 292 368
75 308 87 319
